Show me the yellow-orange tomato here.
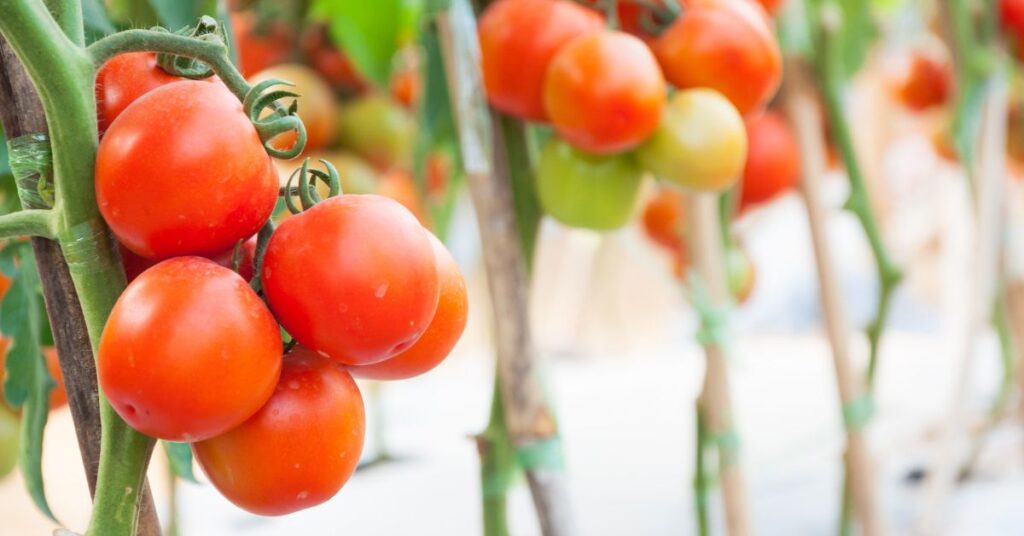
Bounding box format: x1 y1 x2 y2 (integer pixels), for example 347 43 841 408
656 0 781 116
642 186 686 252
637 88 747 191
349 235 467 380
194 347 365 515
543 30 666 154
478 0 604 121
739 110 800 211
250 64 338 153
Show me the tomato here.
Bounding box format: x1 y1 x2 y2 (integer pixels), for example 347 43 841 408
637 88 747 191
726 246 756 304
390 67 420 109
348 235 467 380
119 237 257 283
98 257 282 441
231 11 292 78
42 347 66 410
892 50 952 112
250 64 337 153
535 137 643 230
301 26 368 93
544 31 666 154
426 151 452 196
377 170 429 227
96 81 277 259
755 0 784 14
739 110 799 211
0 272 9 301
0 404 17 480
1002 0 1024 56
193 347 364 515
479 0 604 121
656 0 781 116
642 185 686 252
95 52 180 132
337 94 415 170
261 195 440 366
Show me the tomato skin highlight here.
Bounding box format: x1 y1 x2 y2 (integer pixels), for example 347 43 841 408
478 0 604 121
96 80 278 260
543 30 666 154
98 257 282 441
739 110 800 211
348 235 468 380
637 88 748 191
261 195 440 366
194 347 365 516
656 0 781 116
535 137 643 230
95 52 180 133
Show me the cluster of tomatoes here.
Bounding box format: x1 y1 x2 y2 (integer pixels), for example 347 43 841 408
479 0 797 296
89 21 467 516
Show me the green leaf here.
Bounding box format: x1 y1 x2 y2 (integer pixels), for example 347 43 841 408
311 0 424 87
162 441 198 483
0 244 56 521
107 0 223 30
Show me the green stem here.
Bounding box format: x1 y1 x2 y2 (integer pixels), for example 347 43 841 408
44 0 84 46
693 402 710 536
0 209 58 239
499 115 540 268
481 376 513 536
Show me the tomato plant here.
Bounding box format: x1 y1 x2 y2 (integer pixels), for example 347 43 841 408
739 110 800 211
349 235 467 380
535 136 643 230
478 0 604 121
261 195 440 366
95 52 180 132
0 404 17 480
544 30 666 154
98 257 282 441
193 346 364 516
637 88 747 191
337 94 415 170
655 0 781 116
250 64 337 152
96 80 278 259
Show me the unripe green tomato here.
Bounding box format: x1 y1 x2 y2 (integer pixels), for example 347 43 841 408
637 88 747 192
0 404 19 480
337 94 415 170
535 137 643 231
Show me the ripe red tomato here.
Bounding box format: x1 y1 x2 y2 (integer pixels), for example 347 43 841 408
261 195 440 366
642 185 686 252
119 236 257 282
479 0 604 121
544 31 666 154
95 52 180 132
739 110 800 211
301 26 368 93
96 81 277 259
892 51 953 112
42 347 66 410
193 346 364 516
656 0 781 116
1002 0 1024 55
755 0 784 14
535 137 643 229
231 11 291 78
390 67 420 109
348 235 467 380
377 170 429 227
98 257 282 441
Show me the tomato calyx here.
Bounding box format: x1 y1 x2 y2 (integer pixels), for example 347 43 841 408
154 16 226 80
281 158 342 214
243 79 309 159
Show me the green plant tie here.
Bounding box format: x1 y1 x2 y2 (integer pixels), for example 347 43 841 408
58 219 117 275
841 394 875 431
686 274 732 352
515 436 565 471
7 133 54 209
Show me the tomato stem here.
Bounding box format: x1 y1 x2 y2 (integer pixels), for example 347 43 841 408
0 208 59 239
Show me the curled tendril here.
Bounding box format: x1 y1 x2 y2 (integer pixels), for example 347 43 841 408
282 158 342 214
155 16 225 79
244 79 308 159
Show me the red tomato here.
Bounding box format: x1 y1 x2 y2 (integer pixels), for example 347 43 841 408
755 0 784 14
193 347 364 516
656 0 781 116
96 81 277 259
95 52 180 132
1002 0 1024 56
739 111 800 211
261 195 440 366
231 11 292 78
301 25 367 93
42 347 66 410
98 257 282 441
377 170 429 227
348 235 467 380
543 30 666 154
479 0 604 121
119 236 257 282
642 186 686 252
892 51 953 112
390 68 420 109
